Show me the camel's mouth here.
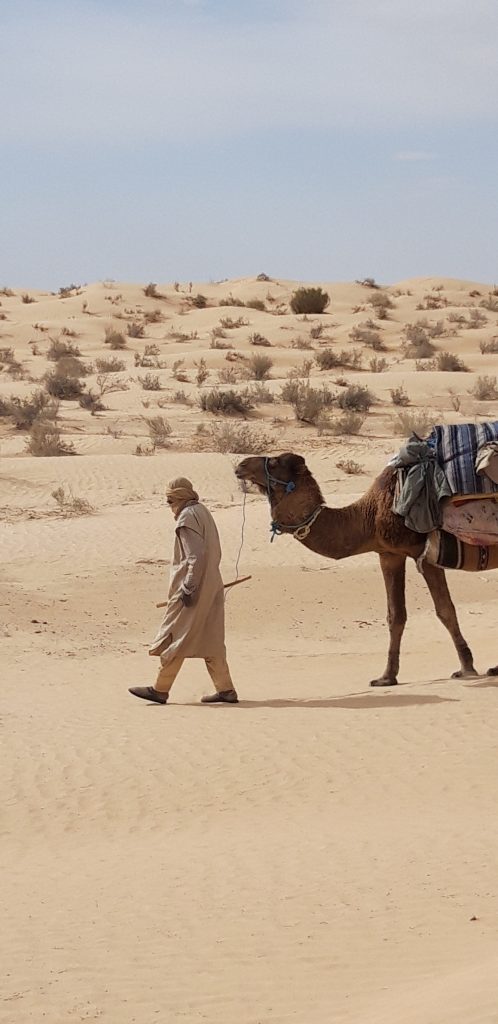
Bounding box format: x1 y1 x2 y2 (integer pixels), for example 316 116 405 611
234 458 267 493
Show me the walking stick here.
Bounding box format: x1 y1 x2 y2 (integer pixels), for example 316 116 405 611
155 575 252 608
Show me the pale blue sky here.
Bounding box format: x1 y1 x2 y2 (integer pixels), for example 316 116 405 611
1 0 497 289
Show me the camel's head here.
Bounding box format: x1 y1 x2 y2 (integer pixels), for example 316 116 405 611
235 453 306 496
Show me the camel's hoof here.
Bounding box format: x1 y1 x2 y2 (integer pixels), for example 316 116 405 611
370 677 398 687
451 669 478 679
486 666 498 677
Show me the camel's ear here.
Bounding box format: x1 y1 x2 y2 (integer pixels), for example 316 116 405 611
279 453 305 477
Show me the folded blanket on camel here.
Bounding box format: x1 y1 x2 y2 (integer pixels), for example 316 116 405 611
429 420 498 495
421 530 498 572
442 496 498 546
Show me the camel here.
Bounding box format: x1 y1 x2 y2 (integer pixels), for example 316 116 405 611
235 452 498 686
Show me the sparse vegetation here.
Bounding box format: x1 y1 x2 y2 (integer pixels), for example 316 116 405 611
349 326 386 351
95 356 126 373
200 388 253 416
51 485 94 514
144 283 165 299
434 351 469 372
326 412 366 435
470 376 498 400
390 385 410 406
282 381 335 425
337 385 375 412
139 373 162 391
479 337 498 354
369 356 389 373
44 369 85 400
206 422 271 454
249 332 271 347
26 421 75 456
127 321 145 338
290 287 329 315
21 293 36 304
315 347 363 371
392 410 433 437
195 358 209 387
245 298 266 312
145 415 172 448
104 327 127 350
336 458 364 474
79 391 106 414
247 353 273 380
4 390 59 430
47 338 81 361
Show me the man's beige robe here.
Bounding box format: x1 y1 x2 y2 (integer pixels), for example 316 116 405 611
149 502 226 663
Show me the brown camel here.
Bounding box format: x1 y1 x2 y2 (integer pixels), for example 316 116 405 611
235 452 497 686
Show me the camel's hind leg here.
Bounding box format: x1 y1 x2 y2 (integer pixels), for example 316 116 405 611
420 563 477 678
370 553 407 687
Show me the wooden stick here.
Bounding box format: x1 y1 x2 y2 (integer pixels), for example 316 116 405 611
155 575 252 608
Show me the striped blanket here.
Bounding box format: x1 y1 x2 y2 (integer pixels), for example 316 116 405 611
429 421 498 495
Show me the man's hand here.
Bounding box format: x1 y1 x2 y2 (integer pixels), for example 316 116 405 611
181 588 194 607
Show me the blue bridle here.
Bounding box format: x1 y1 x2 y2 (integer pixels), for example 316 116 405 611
264 457 323 543
264 457 296 497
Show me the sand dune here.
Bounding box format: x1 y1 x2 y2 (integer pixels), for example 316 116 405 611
2 276 498 1022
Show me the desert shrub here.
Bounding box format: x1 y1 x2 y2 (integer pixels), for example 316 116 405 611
245 298 266 312
369 356 388 373
290 287 329 315
368 292 394 319
96 374 128 396
7 390 59 430
95 356 125 373
249 332 271 347
356 277 379 289
219 294 245 307
0 286 15 297
315 347 362 371
249 382 274 404
145 415 172 448
392 410 433 437
134 444 155 456
467 309 487 328
189 293 207 308
172 359 188 381
79 391 106 414
290 335 314 350
337 384 375 412
390 385 410 406
402 324 435 360
51 485 94 514
284 382 334 425
219 316 248 329
247 353 273 380
195 358 209 386
171 390 191 404
104 327 127 350
0 347 24 377
417 294 448 310
349 326 386 351
470 376 498 400
144 283 164 298
336 458 364 474
21 293 35 304
480 294 498 312
218 366 241 384
326 412 366 435
200 388 253 416
60 326 79 338
135 344 162 368
139 373 162 390
315 348 341 370
44 370 85 400
207 422 271 454
309 323 324 339
447 312 468 326
128 321 145 338
434 351 468 372
144 309 163 323
479 337 498 354
47 338 81 361
26 421 75 456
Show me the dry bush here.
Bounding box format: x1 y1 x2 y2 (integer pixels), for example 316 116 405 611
390 385 410 406
0 287 15 297
172 389 191 404
402 324 436 360
447 312 468 326
128 321 145 338
195 358 209 386
219 295 245 307
368 292 394 319
172 359 188 381
47 338 81 361
356 277 380 289
479 337 498 354
392 410 433 437
188 293 207 309
211 326 227 341
96 374 128 396
247 353 273 380
283 381 334 425
336 458 364 474
349 326 386 350
480 294 498 312
58 284 82 298
309 323 324 339
325 412 365 435
417 294 448 310
218 366 241 384
79 391 106 414
467 309 487 328
144 309 164 323
60 326 79 338
104 327 127 349
21 293 36 304
44 370 85 400
315 347 362 370
0 347 24 378
434 351 468 372
290 336 314 350
145 415 172 448
290 287 329 315
206 423 271 454
139 373 162 390
134 344 162 368
134 443 155 456
219 316 248 329
51 485 94 514
369 356 388 372
95 356 125 373
249 332 271 347
337 384 375 412
470 376 498 400
249 382 274 404
26 421 75 456
6 390 59 430
245 298 266 311
210 336 233 350
199 388 253 416
144 283 166 299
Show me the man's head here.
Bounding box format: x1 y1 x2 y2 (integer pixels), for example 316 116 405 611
165 477 199 518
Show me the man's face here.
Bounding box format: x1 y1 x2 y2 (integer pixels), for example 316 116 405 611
166 497 181 518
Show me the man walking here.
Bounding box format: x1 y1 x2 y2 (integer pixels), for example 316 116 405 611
129 477 238 705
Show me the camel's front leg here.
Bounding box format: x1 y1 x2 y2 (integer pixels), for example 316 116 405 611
420 562 477 678
370 553 407 686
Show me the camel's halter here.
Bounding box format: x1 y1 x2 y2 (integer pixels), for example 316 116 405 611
224 483 248 603
263 458 324 543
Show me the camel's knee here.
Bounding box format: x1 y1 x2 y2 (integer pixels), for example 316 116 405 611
387 609 407 631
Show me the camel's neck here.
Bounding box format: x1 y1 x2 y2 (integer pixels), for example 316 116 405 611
270 486 375 560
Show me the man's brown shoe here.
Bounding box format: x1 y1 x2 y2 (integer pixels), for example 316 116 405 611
201 689 238 704
128 686 168 705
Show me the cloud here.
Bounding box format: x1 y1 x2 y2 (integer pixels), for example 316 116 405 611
2 0 498 147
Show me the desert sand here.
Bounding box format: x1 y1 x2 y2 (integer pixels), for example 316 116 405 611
2 275 498 1023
